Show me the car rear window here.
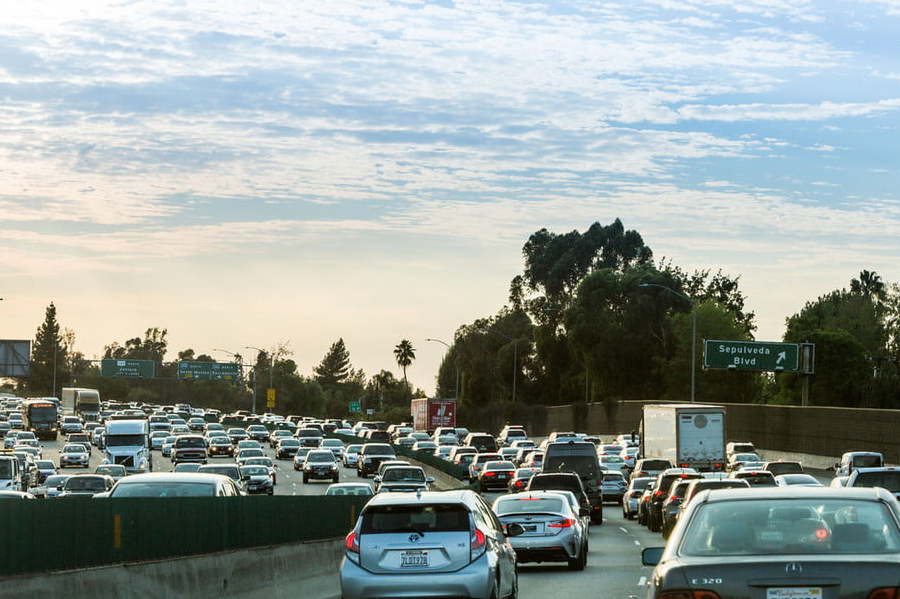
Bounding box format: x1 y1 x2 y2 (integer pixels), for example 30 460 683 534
495 497 564 515
529 475 581 492
361 504 470 534
680 499 900 556
853 471 900 492
640 460 671 470
364 445 395 457
853 455 884 468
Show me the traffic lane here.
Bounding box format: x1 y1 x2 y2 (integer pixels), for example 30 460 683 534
513 505 659 599
39 438 361 497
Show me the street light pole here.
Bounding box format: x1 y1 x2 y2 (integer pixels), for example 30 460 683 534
425 338 459 399
213 348 246 412
639 283 697 403
479 329 518 403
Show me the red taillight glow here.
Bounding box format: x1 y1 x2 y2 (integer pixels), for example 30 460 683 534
659 592 722 599
653 490 665 497
679 463 689 468
344 530 359 554
483 472 496 477
548 518 575 528
815 528 829 541
866 589 899 599
669 495 679 501
471 529 486 551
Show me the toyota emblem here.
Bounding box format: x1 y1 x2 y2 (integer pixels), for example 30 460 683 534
785 562 802 574
409 534 420 543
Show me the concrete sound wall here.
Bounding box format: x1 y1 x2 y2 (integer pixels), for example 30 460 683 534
0 537 344 599
547 401 900 464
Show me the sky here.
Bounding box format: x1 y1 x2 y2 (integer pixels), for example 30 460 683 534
1 0 899 393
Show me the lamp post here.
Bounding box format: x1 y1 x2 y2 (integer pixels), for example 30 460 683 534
479 329 518 403
425 337 459 399
639 283 697 403
213 348 245 408
244 346 273 415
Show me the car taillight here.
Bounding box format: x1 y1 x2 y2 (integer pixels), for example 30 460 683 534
548 518 575 528
483 472 496 477
344 530 359 554
470 528 486 556
653 490 665 497
679 463 689 468
867 588 899 599
669 495 679 501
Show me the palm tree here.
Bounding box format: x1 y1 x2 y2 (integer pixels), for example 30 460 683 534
393 339 416 384
851 270 886 301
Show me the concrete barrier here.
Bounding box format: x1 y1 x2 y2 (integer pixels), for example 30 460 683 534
0 537 344 599
406 456 469 490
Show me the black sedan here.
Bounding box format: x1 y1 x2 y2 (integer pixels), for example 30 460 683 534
642 487 900 599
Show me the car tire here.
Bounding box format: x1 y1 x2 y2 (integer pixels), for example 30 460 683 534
567 546 587 571
648 513 660 533
303 474 309 484
332 476 339 483
662 523 672 539
268 489 274 496
590 511 603 525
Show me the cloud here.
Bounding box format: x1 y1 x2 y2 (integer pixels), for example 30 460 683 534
677 99 900 121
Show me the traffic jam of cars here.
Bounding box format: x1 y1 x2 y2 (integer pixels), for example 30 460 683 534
1 393 898 598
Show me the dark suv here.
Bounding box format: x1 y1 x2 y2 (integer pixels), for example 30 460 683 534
646 468 701 532
543 441 604 524
357 443 397 478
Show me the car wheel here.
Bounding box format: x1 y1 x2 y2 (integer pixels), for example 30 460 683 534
268 489 274 496
662 523 671 540
332 476 339 483
303 474 309 484
294 465 299 471
590 511 603 525
567 546 586 571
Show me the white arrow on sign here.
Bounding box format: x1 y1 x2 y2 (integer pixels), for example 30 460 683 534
776 351 786 364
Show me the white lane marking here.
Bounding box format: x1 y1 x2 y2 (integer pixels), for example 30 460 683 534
619 527 628 533
634 540 640 546
637 576 646 587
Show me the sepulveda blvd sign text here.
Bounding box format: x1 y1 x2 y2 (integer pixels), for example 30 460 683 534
703 340 800 372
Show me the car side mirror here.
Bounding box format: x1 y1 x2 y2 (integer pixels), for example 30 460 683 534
642 547 664 566
373 476 381 483
505 523 525 537
426 477 434 484
579 507 590 517
241 475 250 481
56 485 64 491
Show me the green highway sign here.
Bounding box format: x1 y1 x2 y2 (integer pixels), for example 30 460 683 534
177 361 241 382
101 359 156 378
349 401 361 414
704 340 800 372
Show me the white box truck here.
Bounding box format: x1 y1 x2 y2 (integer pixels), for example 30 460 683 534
640 404 726 472
61 387 101 422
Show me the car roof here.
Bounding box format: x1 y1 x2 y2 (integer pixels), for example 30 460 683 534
697 486 893 503
852 466 900 474
116 472 232 484
365 489 477 508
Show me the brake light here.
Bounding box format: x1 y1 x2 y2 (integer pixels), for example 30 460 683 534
866 588 899 599
470 528 486 555
815 528 829 541
659 592 721 599
548 518 575 528
344 530 359 554
483 472 496 477
653 490 665 497
669 495 679 501
679 463 689 468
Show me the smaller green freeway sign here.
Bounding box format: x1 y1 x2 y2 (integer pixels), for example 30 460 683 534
704 340 799 372
101 359 156 378
176 361 241 382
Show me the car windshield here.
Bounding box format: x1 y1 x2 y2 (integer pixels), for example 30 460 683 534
45 475 68 486
496 496 564 515
383 468 424 482
244 458 269 466
680 499 900 556
298 430 322 437
111 482 216 497
854 471 900 492
364 446 395 457
106 434 145 447
63 445 84 453
280 440 299 446
242 466 269 476
322 440 341 446
602 473 625 482
97 466 125 475
362 504 470 534
853 455 883 468
37 461 54 469
239 450 264 457
199 466 239 480
65 477 105 491
177 437 205 448
308 452 334 463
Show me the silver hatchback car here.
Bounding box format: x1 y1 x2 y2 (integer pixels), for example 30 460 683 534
341 490 520 599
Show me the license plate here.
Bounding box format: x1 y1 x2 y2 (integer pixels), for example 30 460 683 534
766 588 822 599
523 525 537 532
400 550 429 567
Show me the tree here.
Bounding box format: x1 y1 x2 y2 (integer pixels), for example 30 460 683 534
393 339 416 383
27 302 69 396
314 338 351 387
851 269 886 301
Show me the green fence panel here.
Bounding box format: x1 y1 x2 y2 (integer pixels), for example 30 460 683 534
0 495 368 578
